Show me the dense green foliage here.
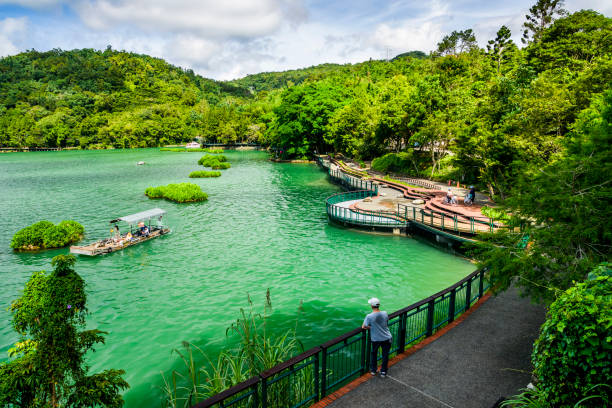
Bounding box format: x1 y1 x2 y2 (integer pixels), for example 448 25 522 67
145 183 208 202
531 272 611 407
188 170 221 178
0 255 129 407
470 88 612 302
371 152 420 174
10 220 84 250
0 48 251 148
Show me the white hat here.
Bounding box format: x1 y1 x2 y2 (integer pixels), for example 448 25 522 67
368 297 380 307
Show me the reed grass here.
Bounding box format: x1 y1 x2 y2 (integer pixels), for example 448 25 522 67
161 291 311 408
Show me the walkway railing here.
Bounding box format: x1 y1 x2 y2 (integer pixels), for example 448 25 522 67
398 204 501 235
193 269 490 408
326 191 405 227
327 168 379 195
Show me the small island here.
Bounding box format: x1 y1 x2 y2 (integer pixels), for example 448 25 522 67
189 170 221 178
198 154 232 170
145 183 208 202
198 155 231 169
11 220 84 251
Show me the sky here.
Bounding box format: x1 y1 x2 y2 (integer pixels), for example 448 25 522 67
0 0 610 80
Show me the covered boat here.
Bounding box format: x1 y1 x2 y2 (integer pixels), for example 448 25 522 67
70 208 170 256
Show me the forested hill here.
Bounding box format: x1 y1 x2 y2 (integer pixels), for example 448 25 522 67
228 63 346 93
227 51 428 93
0 48 251 148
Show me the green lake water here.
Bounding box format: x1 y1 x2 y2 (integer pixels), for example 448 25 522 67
0 149 474 406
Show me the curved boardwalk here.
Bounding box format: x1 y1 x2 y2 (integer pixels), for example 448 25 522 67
320 157 504 237
313 287 545 408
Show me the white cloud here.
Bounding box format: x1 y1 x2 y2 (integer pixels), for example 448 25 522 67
0 0 62 8
73 0 307 38
0 17 27 57
369 21 444 54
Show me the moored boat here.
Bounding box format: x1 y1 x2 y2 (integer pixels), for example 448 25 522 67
70 208 170 256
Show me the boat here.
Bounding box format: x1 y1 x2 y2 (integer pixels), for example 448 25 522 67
70 208 170 256
186 142 200 149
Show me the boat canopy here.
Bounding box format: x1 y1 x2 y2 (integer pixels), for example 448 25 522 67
113 208 166 225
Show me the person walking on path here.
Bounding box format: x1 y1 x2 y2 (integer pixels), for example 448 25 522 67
362 297 393 377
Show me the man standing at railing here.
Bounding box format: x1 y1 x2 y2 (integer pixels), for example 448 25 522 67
362 297 393 377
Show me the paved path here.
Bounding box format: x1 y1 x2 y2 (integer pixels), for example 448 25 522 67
322 287 545 408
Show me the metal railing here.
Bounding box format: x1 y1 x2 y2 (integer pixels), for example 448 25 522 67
193 269 490 408
398 203 502 235
326 191 405 227
327 168 379 195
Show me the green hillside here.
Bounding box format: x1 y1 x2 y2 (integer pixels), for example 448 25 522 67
0 48 251 148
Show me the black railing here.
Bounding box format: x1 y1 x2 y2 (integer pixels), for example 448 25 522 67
192 269 489 408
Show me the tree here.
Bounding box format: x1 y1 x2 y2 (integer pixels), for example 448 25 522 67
469 90 612 303
521 0 567 44
487 26 517 75
526 10 612 73
0 255 129 407
436 29 478 56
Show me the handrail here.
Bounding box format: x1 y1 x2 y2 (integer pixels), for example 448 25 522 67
191 267 490 408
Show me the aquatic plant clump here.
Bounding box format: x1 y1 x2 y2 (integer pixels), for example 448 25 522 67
11 220 85 251
189 170 221 178
198 155 231 169
145 183 208 203
198 155 227 165
211 162 231 170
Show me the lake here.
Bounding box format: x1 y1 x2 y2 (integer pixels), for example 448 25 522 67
0 149 474 406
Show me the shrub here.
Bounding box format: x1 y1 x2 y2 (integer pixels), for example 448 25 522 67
189 170 221 178
11 220 84 250
480 205 510 222
371 152 415 174
532 272 612 407
145 183 208 203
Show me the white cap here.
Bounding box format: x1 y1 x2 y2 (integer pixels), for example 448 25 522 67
368 297 380 307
